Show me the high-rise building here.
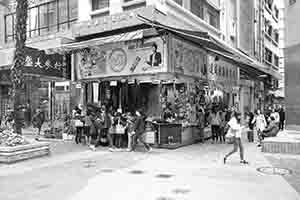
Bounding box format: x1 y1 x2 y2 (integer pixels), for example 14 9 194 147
284 0 300 129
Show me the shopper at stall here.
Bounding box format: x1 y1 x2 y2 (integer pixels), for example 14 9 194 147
83 112 95 150
126 112 136 151
209 108 222 143
74 111 84 144
223 112 249 165
112 109 127 150
32 108 45 139
196 106 205 143
130 109 152 152
99 106 114 150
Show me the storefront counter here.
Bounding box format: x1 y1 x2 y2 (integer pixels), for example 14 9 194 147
151 122 182 146
150 122 203 148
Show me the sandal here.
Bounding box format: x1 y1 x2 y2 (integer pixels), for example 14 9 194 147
240 160 249 165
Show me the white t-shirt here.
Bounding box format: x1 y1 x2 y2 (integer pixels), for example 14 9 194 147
228 117 243 138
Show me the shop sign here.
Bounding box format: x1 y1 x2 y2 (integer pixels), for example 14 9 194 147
22 47 70 79
75 37 166 79
171 37 206 78
207 54 238 83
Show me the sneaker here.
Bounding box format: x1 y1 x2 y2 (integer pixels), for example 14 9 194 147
108 147 115 152
126 148 132 152
90 145 96 151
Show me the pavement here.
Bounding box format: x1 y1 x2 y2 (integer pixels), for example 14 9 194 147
0 128 299 200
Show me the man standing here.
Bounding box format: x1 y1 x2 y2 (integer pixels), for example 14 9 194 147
278 105 285 130
32 108 45 139
130 109 152 152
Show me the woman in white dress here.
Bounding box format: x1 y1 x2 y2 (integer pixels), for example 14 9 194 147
252 109 267 143
224 112 249 164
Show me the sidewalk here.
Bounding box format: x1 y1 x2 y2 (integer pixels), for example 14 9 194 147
70 142 300 200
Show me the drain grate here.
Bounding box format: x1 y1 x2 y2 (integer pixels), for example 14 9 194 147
257 167 292 176
129 170 145 174
83 160 96 168
100 169 114 173
156 196 176 200
172 188 190 194
156 174 174 179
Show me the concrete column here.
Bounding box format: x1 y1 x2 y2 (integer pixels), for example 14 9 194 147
78 0 92 21
110 0 123 14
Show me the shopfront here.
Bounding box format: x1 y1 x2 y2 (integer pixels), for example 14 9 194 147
69 29 213 147
0 47 71 125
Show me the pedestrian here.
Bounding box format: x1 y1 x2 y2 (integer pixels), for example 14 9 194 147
32 108 45 139
209 108 221 143
219 109 227 143
258 116 279 146
223 112 249 165
196 106 205 143
126 112 136 151
278 105 285 130
270 108 280 126
130 109 152 152
113 108 127 150
247 110 255 142
252 109 267 145
74 112 84 144
83 112 96 150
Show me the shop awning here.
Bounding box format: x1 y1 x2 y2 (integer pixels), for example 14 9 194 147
137 15 281 80
46 30 144 54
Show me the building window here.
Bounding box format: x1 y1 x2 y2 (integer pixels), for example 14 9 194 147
274 7 279 19
290 0 297 5
265 48 272 63
4 0 77 42
267 24 272 37
265 0 272 10
274 55 279 67
92 0 109 10
274 31 279 43
172 0 183 5
191 0 204 19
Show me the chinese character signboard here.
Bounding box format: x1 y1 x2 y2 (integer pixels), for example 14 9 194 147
22 47 71 79
170 37 206 79
74 37 166 79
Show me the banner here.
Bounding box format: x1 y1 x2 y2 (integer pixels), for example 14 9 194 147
171 37 206 79
75 37 166 79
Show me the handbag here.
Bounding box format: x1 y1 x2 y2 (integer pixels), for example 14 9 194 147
115 119 125 134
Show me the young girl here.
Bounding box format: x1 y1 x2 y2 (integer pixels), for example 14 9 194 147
224 112 249 165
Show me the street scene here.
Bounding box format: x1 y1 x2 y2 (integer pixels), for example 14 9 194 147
0 0 300 200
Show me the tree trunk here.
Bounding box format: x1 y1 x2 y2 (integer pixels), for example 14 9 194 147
11 0 28 134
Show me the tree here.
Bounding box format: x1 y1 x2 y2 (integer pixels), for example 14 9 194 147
10 0 29 134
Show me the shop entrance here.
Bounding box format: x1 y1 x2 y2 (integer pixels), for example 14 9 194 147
86 81 160 116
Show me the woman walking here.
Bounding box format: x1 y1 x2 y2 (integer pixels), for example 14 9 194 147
32 108 45 139
224 112 249 165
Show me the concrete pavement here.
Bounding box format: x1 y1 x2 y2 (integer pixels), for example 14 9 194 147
71 143 300 200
